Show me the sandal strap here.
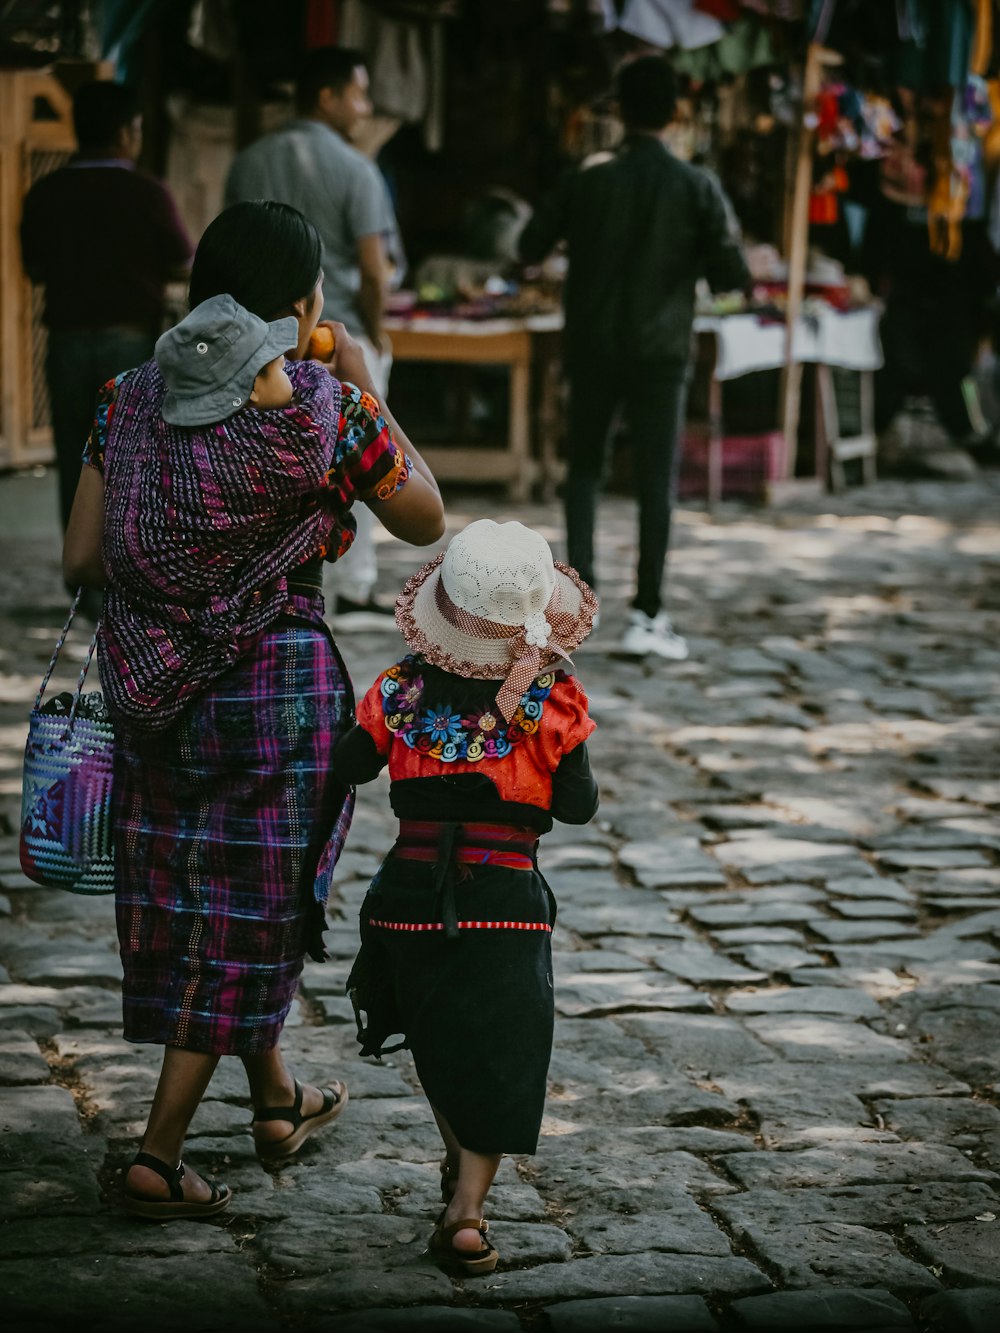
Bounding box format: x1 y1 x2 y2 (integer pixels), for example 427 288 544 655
132 1150 184 1202
253 1079 305 1127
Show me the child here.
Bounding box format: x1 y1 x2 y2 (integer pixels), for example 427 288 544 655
154 292 298 425
334 519 599 1276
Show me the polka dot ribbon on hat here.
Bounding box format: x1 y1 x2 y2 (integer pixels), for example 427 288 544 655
434 577 576 722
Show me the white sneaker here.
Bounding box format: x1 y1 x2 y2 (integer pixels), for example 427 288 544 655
619 610 689 660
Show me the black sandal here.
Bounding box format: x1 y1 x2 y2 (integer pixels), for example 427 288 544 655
251 1078 348 1160
123 1151 232 1220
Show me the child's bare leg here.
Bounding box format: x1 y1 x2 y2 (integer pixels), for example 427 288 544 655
431 1104 501 1251
431 1102 461 1181
444 1147 503 1252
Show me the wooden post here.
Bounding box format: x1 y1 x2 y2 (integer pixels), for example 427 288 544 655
780 42 842 479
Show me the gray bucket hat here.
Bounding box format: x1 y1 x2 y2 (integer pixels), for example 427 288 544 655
156 293 299 427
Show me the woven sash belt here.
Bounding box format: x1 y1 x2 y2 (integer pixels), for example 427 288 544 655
392 820 539 940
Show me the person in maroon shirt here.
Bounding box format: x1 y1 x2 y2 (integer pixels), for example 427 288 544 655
20 81 193 536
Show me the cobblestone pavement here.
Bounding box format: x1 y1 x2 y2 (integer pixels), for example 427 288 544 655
1 468 999 1332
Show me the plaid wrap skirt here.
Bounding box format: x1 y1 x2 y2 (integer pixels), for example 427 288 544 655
113 606 353 1055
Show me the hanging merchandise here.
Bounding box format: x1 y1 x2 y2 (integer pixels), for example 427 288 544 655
617 0 726 50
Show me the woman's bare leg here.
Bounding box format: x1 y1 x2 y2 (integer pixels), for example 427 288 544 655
242 1044 341 1147
126 1047 220 1201
432 1104 501 1253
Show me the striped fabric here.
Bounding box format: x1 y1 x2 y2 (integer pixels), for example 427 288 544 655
86 358 407 732
369 919 553 933
114 606 353 1055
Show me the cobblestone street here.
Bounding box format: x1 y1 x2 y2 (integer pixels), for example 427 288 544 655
1 468 999 1332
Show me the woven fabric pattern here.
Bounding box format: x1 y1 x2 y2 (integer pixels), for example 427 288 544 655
115 612 354 1055
87 358 406 732
20 705 114 893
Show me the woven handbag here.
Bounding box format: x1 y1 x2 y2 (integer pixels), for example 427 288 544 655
19 591 115 894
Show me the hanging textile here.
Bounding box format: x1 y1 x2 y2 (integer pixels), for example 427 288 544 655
617 0 726 49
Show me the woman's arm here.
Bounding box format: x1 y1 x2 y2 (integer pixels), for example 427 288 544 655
327 325 445 547
63 466 106 589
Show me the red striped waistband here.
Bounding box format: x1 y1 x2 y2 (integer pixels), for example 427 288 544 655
393 820 538 872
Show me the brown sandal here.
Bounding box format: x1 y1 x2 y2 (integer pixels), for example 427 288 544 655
429 1216 498 1277
252 1079 348 1160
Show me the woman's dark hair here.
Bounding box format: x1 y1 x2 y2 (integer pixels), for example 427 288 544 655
188 201 323 319
615 55 678 132
73 81 139 152
415 660 505 716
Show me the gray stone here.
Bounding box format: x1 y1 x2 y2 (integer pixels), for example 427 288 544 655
734 1219 938 1290
556 972 711 1017
831 898 917 919
714 1181 1000 1231
792 966 909 999
0 1083 82 1141
475 1252 769 1303
0 1254 278 1331
920 1288 1000 1333
709 926 810 947
726 1287 914 1331
280 1264 454 1314
330 1312 520 1333
617 1014 774 1074
0 1157 103 1219
722 1142 997 1190
2 943 123 985
873 1096 1000 1154
688 901 819 927
0 1028 50 1084
736 945 819 973
827 874 914 901
0 1214 236 1259
724 986 880 1018
907 1220 1000 1285
619 839 727 890
877 847 993 871
571 1200 732 1257
627 942 767 986
558 898 688 940
742 1016 910 1062
544 1295 719 1332
808 917 919 943
554 947 653 973
542 843 616 871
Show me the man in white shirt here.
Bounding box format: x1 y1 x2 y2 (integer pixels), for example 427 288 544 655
225 46 399 629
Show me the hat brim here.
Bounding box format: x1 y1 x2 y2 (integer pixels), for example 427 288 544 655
395 552 598 679
160 315 299 427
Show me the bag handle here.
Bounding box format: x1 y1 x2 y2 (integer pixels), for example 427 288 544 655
34 589 101 729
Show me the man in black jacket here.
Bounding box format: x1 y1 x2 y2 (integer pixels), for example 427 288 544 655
519 55 749 660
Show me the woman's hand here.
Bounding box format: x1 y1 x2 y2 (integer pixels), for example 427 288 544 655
311 321 376 394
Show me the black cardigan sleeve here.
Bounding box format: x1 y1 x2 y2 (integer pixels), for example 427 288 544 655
331 725 387 785
550 741 599 825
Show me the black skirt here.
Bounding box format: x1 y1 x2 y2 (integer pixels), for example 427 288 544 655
351 854 557 1156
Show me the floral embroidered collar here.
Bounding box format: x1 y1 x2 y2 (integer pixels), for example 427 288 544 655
379 654 562 762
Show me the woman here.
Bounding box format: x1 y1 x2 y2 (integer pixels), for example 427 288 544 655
63 201 444 1217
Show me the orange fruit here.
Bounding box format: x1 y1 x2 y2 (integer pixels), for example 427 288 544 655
307 326 335 361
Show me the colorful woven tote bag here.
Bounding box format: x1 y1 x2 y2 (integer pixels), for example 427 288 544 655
19 592 115 893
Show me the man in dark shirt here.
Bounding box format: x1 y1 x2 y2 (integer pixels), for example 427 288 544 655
519 56 749 661
21 81 193 533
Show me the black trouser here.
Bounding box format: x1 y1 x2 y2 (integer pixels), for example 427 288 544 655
46 327 155 532
565 358 689 619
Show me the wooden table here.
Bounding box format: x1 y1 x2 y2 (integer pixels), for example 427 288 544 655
384 313 562 501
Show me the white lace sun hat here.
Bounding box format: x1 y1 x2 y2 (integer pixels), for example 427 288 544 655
395 519 598 722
